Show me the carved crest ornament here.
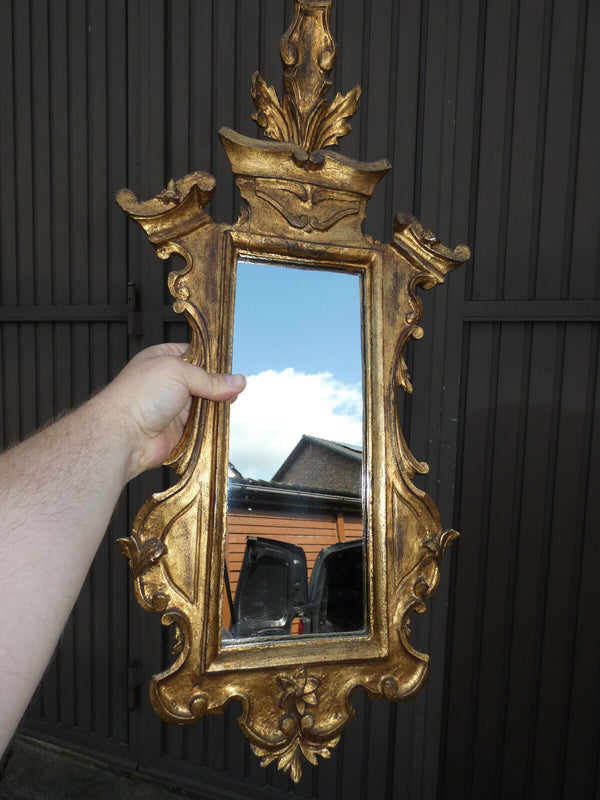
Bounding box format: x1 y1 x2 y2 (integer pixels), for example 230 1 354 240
117 0 469 782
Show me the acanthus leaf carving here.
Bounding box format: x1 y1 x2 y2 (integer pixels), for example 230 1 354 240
251 1 359 152
118 534 169 612
250 668 339 781
307 85 362 149
252 74 361 154
118 535 166 581
251 72 297 144
395 529 460 649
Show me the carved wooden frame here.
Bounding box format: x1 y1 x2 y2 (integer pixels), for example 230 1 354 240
117 0 469 782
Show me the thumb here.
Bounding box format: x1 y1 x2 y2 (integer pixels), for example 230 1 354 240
178 361 246 401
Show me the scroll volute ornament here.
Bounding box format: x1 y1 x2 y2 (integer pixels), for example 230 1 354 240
117 0 469 783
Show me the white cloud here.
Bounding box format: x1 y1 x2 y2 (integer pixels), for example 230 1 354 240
229 368 363 480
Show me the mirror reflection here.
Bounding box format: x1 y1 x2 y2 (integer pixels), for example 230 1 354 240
223 260 366 641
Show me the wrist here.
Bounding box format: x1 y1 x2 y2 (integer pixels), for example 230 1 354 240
81 389 138 487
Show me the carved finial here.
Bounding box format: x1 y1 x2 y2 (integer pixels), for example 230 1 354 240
251 0 361 152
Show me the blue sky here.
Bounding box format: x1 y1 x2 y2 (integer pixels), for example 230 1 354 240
228 259 364 479
232 260 363 385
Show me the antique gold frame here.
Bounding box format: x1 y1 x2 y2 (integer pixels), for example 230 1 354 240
117 0 469 782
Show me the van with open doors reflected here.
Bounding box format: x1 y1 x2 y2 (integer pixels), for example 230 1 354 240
227 537 364 639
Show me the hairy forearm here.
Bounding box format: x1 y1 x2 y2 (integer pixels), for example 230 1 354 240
0 392 130 753
0 344 245 755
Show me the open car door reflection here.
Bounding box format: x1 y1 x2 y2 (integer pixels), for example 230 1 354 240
226 536 364 638
225 436 365 640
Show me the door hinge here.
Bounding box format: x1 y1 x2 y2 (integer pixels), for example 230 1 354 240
127 282 142 336
127 659 142 711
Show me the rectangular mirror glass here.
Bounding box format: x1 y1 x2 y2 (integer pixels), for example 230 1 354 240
224 259 366 641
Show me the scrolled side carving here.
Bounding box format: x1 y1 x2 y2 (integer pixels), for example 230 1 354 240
394 528 459 656
116 173 216 478
162 299 210 476
403 530 459 610
389 214 470 397
118 535 169 612
385 213 470 502
116 171 216 246
392 212 471 283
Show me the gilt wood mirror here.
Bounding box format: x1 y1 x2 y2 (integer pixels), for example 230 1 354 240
117 0 469 781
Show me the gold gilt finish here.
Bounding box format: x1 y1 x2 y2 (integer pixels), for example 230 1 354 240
117 0 469 783
251 0 360 151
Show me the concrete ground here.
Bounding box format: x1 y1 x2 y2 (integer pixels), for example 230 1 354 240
0 736 206 800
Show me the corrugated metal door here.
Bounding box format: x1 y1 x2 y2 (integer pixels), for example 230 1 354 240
439 0 600 798
2 1 598 798
0 0 134 766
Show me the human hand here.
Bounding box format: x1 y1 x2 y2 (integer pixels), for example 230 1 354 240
98 343 245 480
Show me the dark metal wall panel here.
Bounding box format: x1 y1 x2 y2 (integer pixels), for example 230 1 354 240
440 0 600 796
3 0 598 799
0 1 130 310
0 322 131 750
0 322 124 443
465 0 599 304
443 321 600 799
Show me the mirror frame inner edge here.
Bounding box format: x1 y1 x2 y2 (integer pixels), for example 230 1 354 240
211 232 386 671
